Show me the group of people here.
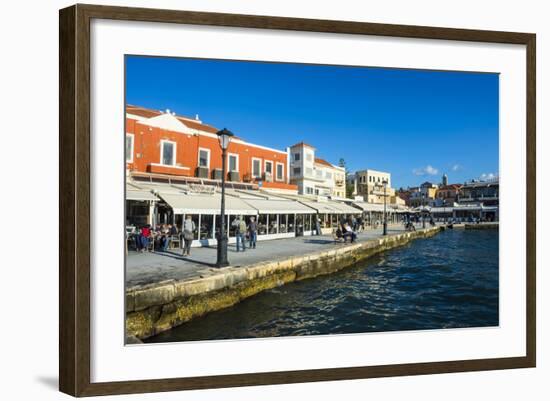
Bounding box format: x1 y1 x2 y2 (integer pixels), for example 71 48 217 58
334 216 359 243
231 216 258 252
402 213 436 231
135 223 178 252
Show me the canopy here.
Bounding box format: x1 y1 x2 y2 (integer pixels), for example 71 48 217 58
243 198 315 214
328 202 362 214
352 201 386 212
158 192 256 215
298 200 360 214
126 189 159 201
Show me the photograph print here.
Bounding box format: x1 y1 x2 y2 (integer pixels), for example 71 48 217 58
124 55 499 344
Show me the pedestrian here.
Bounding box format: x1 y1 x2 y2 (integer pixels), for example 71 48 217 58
232 215 247 252
182 215 195 256
139 224 151 252
351 215 357 231
357 216 364 232
315 215 322 236
161 224 171 251
248 216 258 249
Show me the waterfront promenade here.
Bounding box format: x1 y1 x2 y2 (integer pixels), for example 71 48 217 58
127 224 412 287
126 223 449 339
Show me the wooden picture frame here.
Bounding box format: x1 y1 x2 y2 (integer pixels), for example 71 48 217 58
59 3 536 396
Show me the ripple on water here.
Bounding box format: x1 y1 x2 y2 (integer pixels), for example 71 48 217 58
145 229 499 343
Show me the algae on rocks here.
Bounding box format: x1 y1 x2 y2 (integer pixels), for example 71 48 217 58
126 226 444 340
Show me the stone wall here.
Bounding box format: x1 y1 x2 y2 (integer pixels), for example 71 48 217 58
126 226 443 340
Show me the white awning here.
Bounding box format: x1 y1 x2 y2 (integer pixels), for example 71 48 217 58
243 198 315 214
328 202 362 214
298 200 359 214
297 201 337 213
352 202 386 212
126 189 159 201
158 192 256 215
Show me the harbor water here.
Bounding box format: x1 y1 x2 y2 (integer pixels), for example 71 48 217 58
145 229 499 343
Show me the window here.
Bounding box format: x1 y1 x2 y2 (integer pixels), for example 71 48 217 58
198 148 210 168
257 214 267 235
306 153 313 161
160 140 176 166
252 158 262 178
293 167 301 175
278 214 287 233
228 153 238 172
125 134 134 162
316 169 322 178
200 215 214 240
294 153 300 161
276 163 284 181
268 214 277 234
306 187 314 194
265 160 273 174
326 171 332 179
306 167 313 176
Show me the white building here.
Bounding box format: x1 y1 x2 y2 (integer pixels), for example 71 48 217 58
287 142 346 197
353 169 401 204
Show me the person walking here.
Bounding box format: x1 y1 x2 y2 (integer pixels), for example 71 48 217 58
182 215 195 256
351 215 358 231
232 215 247 252
247 216 258 249
315 215 322 236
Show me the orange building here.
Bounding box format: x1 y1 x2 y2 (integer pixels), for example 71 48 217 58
125 105 297 192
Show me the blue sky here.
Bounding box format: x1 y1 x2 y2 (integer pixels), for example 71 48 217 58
126 56 499 189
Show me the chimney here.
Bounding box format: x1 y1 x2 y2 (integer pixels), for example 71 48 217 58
195 114 200 121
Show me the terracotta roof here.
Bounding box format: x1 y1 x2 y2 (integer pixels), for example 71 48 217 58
290 141 316 149
126 105 161 119
314 158 334 168
126 105 220 134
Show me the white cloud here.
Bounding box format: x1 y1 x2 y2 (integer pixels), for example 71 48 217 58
413 165 439 176
451 164 461 172
479 173 498 181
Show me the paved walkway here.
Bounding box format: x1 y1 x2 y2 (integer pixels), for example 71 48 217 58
126 224 419 287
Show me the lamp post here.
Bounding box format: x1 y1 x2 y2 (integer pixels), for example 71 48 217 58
216 128 234 268
382 179 388 236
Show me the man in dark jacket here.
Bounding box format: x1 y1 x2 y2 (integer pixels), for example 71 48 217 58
247 216 258 249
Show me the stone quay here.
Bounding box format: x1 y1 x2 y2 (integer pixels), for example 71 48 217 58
126 225 445 340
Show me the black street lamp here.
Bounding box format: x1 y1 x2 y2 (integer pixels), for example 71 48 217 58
382 179 388 236
216 128 234 268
